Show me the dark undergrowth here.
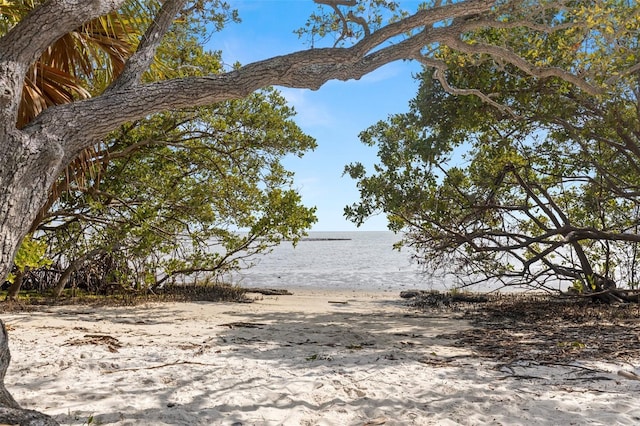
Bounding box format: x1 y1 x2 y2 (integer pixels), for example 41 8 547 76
406 290 640 362
0 283 251 312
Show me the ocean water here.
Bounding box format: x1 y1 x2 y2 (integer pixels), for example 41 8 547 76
229 231 442 292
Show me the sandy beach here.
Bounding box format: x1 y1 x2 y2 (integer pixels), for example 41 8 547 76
2 289 640 425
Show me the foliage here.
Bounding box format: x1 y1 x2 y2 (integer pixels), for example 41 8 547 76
1 0 153 127
42 92 317 290
1 1 313 294
345 0 640 295
7 236 51 283
295 0 408 47
37 15 316 292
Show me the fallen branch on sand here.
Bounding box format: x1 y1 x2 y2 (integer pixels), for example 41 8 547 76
219 322 267 329
104 360 216 374
617 370 640 381
63 334 122 353
242 288 293 295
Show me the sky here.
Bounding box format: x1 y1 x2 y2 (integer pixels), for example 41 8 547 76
206 1 423 231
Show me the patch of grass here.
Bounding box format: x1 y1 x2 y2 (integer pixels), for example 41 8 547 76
0 282 251 312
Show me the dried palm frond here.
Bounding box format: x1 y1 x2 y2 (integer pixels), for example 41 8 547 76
16 9 141 127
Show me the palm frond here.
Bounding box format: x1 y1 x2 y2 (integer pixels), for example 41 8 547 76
19 62 92 127
6 0 150 126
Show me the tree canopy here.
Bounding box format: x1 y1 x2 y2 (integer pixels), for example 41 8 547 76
6 6 317 298
2 0 640 422
345 0 640 301
0 0 625 285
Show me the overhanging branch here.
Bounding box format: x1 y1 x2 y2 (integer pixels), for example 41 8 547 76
107 0 188 92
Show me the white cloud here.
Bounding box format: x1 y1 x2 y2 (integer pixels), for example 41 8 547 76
359 62 406 83
278 88 334 128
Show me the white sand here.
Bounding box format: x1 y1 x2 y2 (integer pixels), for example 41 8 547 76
2 289 640 425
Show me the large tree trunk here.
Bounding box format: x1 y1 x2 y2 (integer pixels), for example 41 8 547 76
0 133 62 419
0 323 18 409
0 132 62 285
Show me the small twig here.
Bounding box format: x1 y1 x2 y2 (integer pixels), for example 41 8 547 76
617 370 640 381
104 360 215 374
539 361 603 373
564 376 613 381
499 374 545 380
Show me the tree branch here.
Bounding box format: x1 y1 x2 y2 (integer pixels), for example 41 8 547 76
107 0 188 92
0 0 128 127
0 0 128 67
25 1 499 161
439 31 603 96
14 0 610 177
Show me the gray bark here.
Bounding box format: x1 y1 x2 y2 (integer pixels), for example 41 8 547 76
0 132 63 287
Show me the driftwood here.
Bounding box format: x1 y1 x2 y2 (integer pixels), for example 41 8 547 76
617 370 640 381
589 288 640 303
242 288 292 296
220 321 267 329
400 290 489 307
0 320 59 425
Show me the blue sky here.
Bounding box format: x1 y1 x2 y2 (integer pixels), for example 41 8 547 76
207 1 423 231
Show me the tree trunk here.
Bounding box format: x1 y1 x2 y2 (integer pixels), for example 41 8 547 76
0 132 63 284
570 241 626 303
5 267 27 301
0 133 62 419
0 322 18 409
53 248 111 298
52 264 74 299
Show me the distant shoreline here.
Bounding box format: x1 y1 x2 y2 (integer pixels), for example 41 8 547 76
300 237 352 241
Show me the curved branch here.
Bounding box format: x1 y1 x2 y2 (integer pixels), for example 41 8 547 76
0 0 128 66
18 0 606 171
27 37 425 160
431 66 519 117
25 1 498 161
349 0 494 57
107 0 188 92
314 0 358 46
441 34 602 96
0 0 128 128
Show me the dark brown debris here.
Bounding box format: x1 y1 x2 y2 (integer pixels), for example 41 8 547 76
409 292 640 363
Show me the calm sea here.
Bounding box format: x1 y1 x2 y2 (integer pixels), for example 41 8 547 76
229 231 443 292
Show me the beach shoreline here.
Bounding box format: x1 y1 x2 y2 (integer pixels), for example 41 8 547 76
3 289 640 425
